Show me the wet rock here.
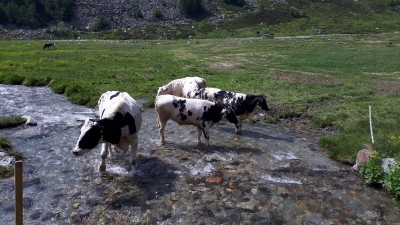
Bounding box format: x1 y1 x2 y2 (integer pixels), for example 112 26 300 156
41 212 55 222
22 115 37 126
23 177 41 188
71 210 91 224
380 158 396 173
23 197 34 209
0 152 15 167
0 200 15 212
237 198 259 211
30 211 42 220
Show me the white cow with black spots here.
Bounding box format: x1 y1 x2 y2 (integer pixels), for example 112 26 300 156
155 94 238 146
72 91 142 172
193 88 269 134
157 76 206 98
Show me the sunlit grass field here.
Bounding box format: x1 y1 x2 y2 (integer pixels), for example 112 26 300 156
0 34 399 164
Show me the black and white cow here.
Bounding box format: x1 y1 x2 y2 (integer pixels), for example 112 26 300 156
157 76 206 98
155 94 238 146
73 91 142 172
193 88 269 134
43 43 55 49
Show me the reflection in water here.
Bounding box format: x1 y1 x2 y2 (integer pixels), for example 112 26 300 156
0 84 399 224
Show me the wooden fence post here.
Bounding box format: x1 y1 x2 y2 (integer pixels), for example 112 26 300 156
15 161 23 225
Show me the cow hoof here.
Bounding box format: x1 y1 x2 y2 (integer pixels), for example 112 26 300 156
99 165 106 172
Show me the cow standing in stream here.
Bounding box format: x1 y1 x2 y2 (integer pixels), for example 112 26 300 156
193 88 269 134
72 91 142 172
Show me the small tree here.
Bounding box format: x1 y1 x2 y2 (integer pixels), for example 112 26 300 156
51 21 68 37
91 17 109 31
154 8 163 19
223 0 246 7
133 9 143 18
179 0 204 18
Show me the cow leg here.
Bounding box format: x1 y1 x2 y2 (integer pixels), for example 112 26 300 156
235 119 242 135
197 127 202 143
159 121 166 145
130 134 139 171
99 143 109 172
155 107 160 128
202 128 210 146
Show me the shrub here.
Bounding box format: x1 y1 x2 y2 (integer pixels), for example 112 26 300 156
289 6 307 18
154 8 163 19
224 0 246 7
92 17 109 31
51 21 69 37
179 0 204 18
133 9 144 18
359 152 384 184
383 164 400 199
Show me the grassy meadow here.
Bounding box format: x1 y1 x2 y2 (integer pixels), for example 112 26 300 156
0 34 400 164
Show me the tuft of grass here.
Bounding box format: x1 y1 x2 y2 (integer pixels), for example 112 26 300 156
0 116 27 129
248 118 256 124
7 151 24 161
0 166 14 179
0 136 12 149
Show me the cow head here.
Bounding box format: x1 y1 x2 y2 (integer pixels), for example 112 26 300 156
258 95 269 111
224 107 239 124
72 118 103 156
156 86 168 96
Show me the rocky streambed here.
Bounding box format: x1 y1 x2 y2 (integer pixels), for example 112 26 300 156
0 84 399 224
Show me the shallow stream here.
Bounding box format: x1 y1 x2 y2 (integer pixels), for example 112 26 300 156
0 84 399 224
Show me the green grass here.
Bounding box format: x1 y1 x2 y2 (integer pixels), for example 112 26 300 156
0 116 27 129
0 34 400 164
0 166 14 179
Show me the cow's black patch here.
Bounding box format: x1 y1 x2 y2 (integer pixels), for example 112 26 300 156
78 125 102 149
173 99 187 121
96 112 124 144
188 110 193 117
201 105 224 123
124 112 137 134
110 91 120 100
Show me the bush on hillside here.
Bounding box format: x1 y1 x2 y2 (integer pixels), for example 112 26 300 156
179 0 204 18
154 8 163 19
289 6 307 18
92 17 109 31
224 0 246 7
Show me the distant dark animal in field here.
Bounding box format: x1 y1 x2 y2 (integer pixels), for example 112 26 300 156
43 43 55 49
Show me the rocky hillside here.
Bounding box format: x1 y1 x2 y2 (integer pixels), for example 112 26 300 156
1 0 399 39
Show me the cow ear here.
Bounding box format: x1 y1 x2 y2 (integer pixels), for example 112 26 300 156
163 87 168 91
89 118 99 122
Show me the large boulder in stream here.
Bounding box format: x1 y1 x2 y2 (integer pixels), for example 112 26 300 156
0 151 15 167
353 148 374 171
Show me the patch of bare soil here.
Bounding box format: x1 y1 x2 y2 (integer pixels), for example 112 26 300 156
359 82 400 96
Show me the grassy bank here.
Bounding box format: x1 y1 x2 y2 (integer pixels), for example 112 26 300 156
0 34 399 164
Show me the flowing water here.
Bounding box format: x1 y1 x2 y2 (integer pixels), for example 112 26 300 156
0 84 399 225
